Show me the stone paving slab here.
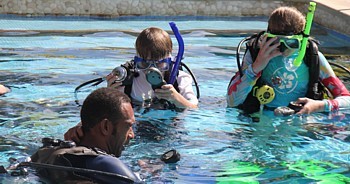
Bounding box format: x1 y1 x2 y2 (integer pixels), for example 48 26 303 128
0 0 349 35
314 0 350 15
312 0 350 35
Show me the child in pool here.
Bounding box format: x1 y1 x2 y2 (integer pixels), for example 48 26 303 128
227 6 350 114
65 27 198 142
107 27 198 109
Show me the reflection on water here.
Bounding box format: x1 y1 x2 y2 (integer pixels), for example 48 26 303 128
0 16 349 183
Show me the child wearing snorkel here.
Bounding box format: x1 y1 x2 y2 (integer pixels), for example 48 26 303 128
65 26 198 142
227 5 350 115
106 27 198 109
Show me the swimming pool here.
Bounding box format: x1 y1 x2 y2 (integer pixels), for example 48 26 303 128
0 15 349 183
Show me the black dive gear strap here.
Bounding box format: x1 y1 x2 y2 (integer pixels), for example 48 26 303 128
304 39 329 100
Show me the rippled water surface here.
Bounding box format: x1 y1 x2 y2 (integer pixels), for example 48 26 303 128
0 15 349 183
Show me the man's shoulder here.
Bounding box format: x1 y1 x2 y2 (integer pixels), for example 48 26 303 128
85 154 123 170
85 154 141 182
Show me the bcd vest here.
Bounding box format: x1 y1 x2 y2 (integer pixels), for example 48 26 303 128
31 144 136 183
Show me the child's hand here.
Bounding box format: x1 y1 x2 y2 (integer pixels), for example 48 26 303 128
155 84 197 108
0 84 10 95
106 73 124 90
295 97 325 115
154 84 179 103
64 123 84 143
253 34 282 74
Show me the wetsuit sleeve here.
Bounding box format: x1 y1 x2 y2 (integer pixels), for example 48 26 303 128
318 52 350 112
227 50 261 107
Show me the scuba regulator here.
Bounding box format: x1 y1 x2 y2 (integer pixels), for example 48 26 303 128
74 63 136 106
111 66 128 82
145 68 166 89
253 85 275 105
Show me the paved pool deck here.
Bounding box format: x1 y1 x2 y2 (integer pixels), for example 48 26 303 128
313 0 350 36
314 0 350 16
0 0 349 36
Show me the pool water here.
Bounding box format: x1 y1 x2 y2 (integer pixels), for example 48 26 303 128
0 15 350 183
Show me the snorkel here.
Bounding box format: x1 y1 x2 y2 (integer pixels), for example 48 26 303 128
168 22 184 85
293 2 316 67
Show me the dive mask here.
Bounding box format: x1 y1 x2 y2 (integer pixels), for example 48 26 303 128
265 33 302 52
134 56 172 71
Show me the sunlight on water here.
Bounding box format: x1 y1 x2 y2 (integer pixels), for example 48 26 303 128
0 15 349 183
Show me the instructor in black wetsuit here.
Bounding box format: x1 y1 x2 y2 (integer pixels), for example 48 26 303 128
31 87 141 183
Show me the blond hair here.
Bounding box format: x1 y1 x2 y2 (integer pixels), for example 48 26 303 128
135 27 172 60
268 6 306 35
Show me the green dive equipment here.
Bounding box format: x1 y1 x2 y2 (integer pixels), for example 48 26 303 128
293 2 316 67
265 33 303 52
253 85 275 105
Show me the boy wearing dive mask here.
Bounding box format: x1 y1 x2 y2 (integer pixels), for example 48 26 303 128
65 27 198 143
106 27 198 109
227 6 350 114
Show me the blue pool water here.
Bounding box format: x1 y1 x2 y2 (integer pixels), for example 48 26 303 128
0 15 350 183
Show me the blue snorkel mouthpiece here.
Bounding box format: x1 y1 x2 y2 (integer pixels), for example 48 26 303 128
168 22 184 85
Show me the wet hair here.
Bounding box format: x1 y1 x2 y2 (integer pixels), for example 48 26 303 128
80 87 131 132
268 6 306 35
135 27 172 61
